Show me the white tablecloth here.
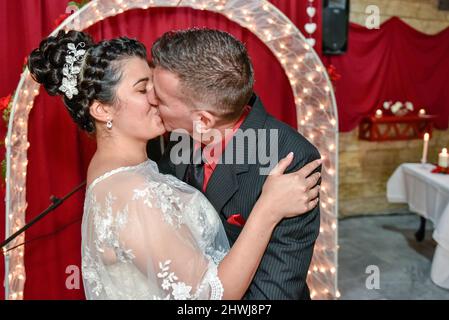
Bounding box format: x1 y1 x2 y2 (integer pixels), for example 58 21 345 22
387 163 449 289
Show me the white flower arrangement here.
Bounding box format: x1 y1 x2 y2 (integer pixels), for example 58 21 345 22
383 101 414 116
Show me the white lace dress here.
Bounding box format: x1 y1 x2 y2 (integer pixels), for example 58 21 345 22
81 159 230 300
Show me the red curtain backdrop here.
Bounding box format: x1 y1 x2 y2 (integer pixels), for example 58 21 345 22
325 17 449 132
0 0 322 299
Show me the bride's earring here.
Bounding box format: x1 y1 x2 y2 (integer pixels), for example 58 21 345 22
106 118 113 130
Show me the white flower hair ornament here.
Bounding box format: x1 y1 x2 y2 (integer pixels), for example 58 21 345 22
59 42 87 99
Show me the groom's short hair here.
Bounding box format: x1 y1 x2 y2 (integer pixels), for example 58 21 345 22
151 28 254 121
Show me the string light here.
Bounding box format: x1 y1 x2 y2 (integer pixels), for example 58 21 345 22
4 0 338 301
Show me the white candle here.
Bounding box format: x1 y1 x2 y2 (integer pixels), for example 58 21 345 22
421 133 429 164
419 109 426 116
375 109 383 118
439 148 448 168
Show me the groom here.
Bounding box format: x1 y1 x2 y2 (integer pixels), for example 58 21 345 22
147 29 321 300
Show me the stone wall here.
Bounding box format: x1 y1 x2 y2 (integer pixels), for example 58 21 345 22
338 0 449 217
339 129 448 217
350 0 449 34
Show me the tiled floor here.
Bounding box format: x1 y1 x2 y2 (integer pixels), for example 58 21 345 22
338 213 449 299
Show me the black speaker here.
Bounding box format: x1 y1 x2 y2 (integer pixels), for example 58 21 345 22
322 0 350 55
439 0 449 10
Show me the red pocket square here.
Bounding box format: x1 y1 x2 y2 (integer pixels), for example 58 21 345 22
227 214 246 227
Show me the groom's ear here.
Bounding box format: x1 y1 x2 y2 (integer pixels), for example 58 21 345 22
89 101 113 123
192 110 217 133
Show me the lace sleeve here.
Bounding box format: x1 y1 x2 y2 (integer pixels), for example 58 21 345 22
82 167 227 300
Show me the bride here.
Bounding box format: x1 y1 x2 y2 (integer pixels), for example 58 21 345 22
27 30 322 300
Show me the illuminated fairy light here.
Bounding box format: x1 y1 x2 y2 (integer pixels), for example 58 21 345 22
4 0 338 300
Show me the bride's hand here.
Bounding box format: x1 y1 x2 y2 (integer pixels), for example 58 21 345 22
256 152 322 223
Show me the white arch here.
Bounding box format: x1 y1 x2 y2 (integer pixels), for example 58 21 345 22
4 0 339 300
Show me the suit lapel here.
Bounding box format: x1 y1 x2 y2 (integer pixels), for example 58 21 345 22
171 133 192 180
205 164 239 214
175 162 188 181
205 94 269 215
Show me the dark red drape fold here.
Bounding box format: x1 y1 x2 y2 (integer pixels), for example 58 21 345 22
326 17 449 132
0 0 321 299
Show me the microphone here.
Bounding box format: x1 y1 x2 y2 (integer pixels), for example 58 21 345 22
1 181 86 251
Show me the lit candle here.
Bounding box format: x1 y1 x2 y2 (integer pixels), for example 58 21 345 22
375 109 383 118
419 109 426 116
421 133 429 164
438 148 448 168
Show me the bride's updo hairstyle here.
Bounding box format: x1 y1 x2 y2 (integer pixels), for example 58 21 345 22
28 30 147 133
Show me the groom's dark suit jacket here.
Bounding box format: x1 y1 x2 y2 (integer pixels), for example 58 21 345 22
156 94 321 300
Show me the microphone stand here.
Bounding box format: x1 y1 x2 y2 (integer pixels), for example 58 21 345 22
1 181 86 251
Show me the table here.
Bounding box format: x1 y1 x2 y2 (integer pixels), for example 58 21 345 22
359 114 436 141
387 163 449 289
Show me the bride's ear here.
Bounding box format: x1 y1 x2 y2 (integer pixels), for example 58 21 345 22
89 101 113 123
